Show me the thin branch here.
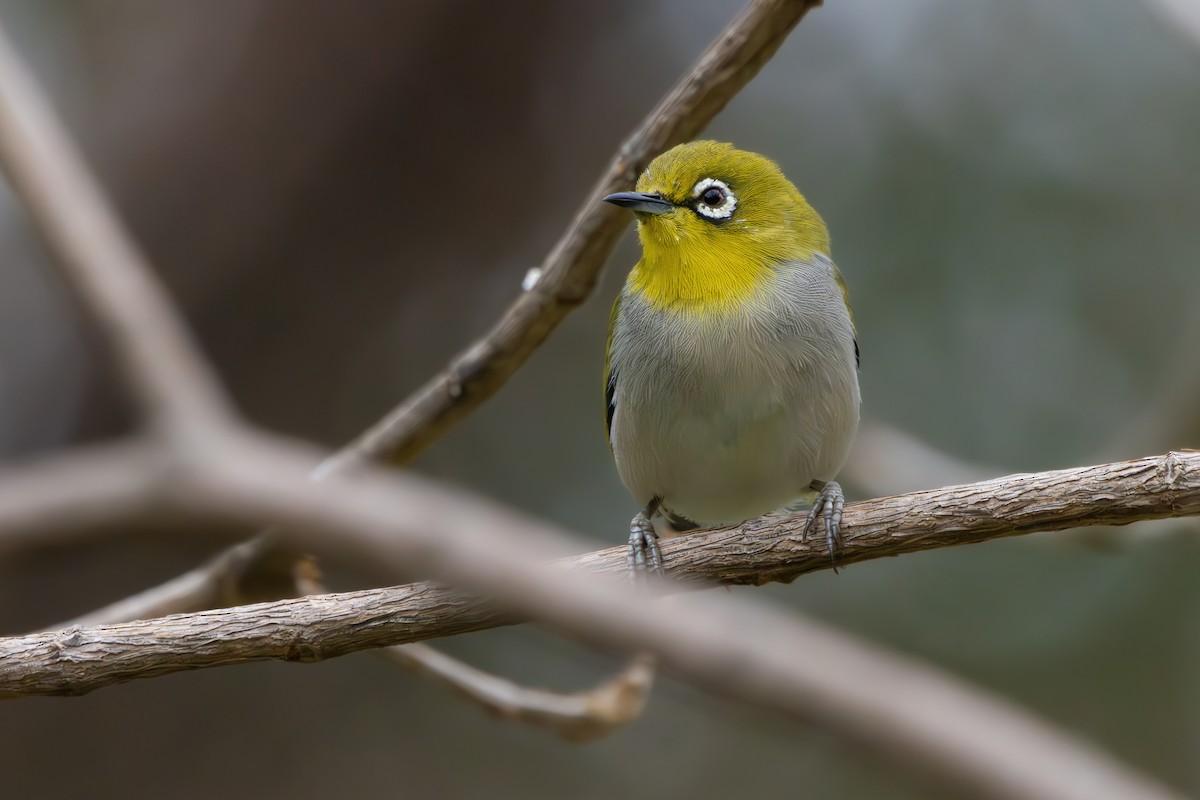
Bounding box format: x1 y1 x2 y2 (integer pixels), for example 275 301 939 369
9 604 1181 800
37 0 824 735
2 442 1196 800
60 538 307 628
50 525 654 742
0 20 231 432
100 443 1200 800
0 1 1184 796
375 646 655 743
844 423 1200 549
322 0 822 471
4 450 1194 800
6 449 1197 693
0 433 1192 800
52 0 822 646
1144 0 1200 49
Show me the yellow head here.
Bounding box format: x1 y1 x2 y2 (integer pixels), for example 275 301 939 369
605 141 829 313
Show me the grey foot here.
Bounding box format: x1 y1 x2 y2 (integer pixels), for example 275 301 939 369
627 512 662 582
803 479 845 571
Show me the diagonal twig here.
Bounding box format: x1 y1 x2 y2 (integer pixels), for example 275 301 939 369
40 0 823 631
29 0 823 736
307 0 822 729
0 2 1187 797
61 538 311 628
0 20 232 434
322 0 823 470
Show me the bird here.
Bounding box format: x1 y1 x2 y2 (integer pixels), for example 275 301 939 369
602 140 860 575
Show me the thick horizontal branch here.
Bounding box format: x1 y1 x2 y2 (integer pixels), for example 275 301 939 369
4 450 1197 698
81 0 821 632
1 446 1193 800
722 448 1200 583
0 2 1179 797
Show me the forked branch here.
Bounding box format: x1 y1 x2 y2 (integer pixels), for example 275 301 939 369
0 0 1190 798
0 446 1194 800
2 450 1196 697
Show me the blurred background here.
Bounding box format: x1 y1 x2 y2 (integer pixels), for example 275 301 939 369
1 0 1199 797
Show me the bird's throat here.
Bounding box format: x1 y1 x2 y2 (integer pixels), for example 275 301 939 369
630 237 780 314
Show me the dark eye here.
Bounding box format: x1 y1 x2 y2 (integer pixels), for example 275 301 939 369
691 178 736 220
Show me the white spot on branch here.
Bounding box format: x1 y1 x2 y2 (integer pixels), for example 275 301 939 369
522 267 543 292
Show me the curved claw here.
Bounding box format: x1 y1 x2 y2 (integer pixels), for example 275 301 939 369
803 480 845 573
627 512 662 584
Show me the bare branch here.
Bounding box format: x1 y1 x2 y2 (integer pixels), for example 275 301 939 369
0 0 649 726
60 537 307 628
56 0 823 635
6 0 825 742
0 20 231 432
1 442 1195 800
1144 0 1200 49
0 442 170 542
49 528 649 745
376 646 655 743
323 0 822 471
7 449 1197 695
0 2 1185 796
73 0 819 718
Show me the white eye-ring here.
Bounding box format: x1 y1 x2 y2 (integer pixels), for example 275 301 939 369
691 177 737 220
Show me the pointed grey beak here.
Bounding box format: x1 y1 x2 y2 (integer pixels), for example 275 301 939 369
603 191 674 216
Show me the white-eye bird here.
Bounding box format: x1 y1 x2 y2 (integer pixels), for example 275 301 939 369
603 141 860 573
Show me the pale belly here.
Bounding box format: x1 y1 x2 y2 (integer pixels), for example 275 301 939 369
612 358 858 524
608 257 861 526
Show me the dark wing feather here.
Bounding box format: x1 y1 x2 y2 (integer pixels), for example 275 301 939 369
603 293 622 445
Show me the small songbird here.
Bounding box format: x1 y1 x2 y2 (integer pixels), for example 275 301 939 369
603 141 860 572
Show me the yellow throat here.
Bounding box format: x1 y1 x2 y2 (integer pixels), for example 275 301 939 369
625 141 830 314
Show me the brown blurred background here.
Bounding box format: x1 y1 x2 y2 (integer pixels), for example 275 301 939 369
2 1 1200 798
